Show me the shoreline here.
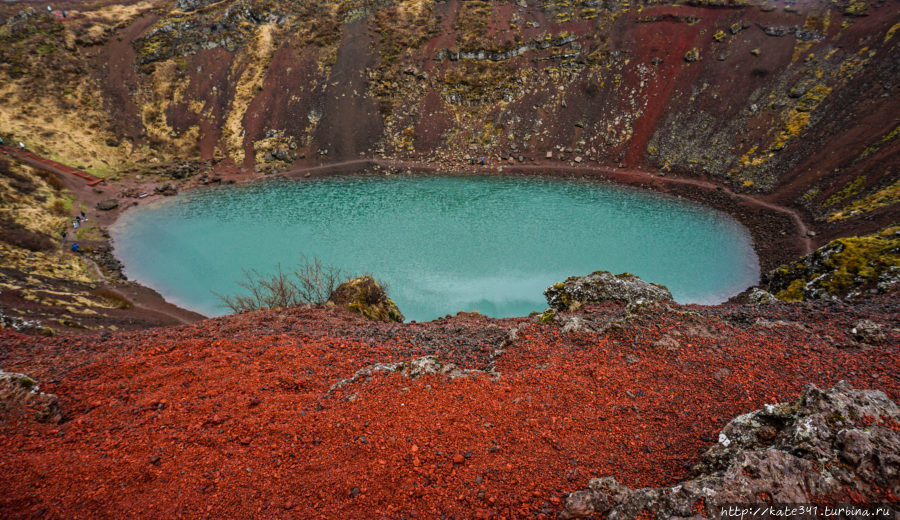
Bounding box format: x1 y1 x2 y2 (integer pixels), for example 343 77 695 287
275 158 812 273
15 155 816 330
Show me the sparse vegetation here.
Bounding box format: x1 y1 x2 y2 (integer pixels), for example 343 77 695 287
91 288 134 310
218 258 352 313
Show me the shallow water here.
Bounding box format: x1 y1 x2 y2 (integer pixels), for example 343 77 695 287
111 174 760 321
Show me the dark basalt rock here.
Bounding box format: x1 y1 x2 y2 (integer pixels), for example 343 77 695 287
175 0 220 12
560 381 900 519
154 183 178 196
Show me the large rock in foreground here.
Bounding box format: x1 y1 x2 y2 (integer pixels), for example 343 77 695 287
544 271 672 312
560 381 900 519
329 276 404 323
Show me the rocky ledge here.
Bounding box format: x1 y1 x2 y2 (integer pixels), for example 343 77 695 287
561 381 900 519
544 270 673 312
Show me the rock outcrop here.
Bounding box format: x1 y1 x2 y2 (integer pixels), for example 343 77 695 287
0 370 62 424
95 198 119 211
329 276 404 323
544 271 672 312
763 226 899 301
560 381 900 519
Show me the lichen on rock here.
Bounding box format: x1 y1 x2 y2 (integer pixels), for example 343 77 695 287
329 275 404 322
764 226 899 301
560 381 900 519
0 369 62 424
544 270 672 312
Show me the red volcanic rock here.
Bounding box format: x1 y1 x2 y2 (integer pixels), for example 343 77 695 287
0 295 897 518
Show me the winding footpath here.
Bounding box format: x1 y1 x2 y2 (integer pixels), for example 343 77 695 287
0 144 104 186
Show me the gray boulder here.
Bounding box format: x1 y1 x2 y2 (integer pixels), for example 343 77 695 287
95 198 119 211
544 271 672 312
852 320 885 345
559 381 900 519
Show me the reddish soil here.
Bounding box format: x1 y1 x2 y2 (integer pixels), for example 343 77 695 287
1 294 897 519
92 12 159 147
1 144 102 186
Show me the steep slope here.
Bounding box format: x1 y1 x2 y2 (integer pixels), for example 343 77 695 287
1 0 897 243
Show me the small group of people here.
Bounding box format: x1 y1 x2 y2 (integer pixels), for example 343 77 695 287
469 156 486 166
47 5 67 18
72 210 87 229
62 211 88 252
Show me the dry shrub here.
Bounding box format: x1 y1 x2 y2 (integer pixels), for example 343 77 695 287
36 170 66 191
217 258 352 313
50 199 68 216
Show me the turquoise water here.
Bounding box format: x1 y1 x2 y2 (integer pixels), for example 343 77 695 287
110 174 759 321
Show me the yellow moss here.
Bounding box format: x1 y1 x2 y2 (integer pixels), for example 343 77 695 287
221 24 278 165
886 20 900 42
821 228 900 294
782 111 810 139
791 41 813 63
795 85 831 112
0 163 69 236
776 278 806 301
844 0 867 16
857 124 900 160
827 178 900 221
775 226 900 300
824 176 866 207
739 145 759 166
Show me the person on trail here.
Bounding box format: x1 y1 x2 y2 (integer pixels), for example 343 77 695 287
61 10 66 18
480 157 485 165
80 210 86 221
61 230 67 243
70 243 79 253
47 6 52 12
18 141 25 151
73 219 78 230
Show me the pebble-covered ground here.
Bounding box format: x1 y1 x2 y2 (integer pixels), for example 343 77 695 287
1 295 897 519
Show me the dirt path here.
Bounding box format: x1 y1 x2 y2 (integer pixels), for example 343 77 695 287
0 144 103 186
3 146 207 329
